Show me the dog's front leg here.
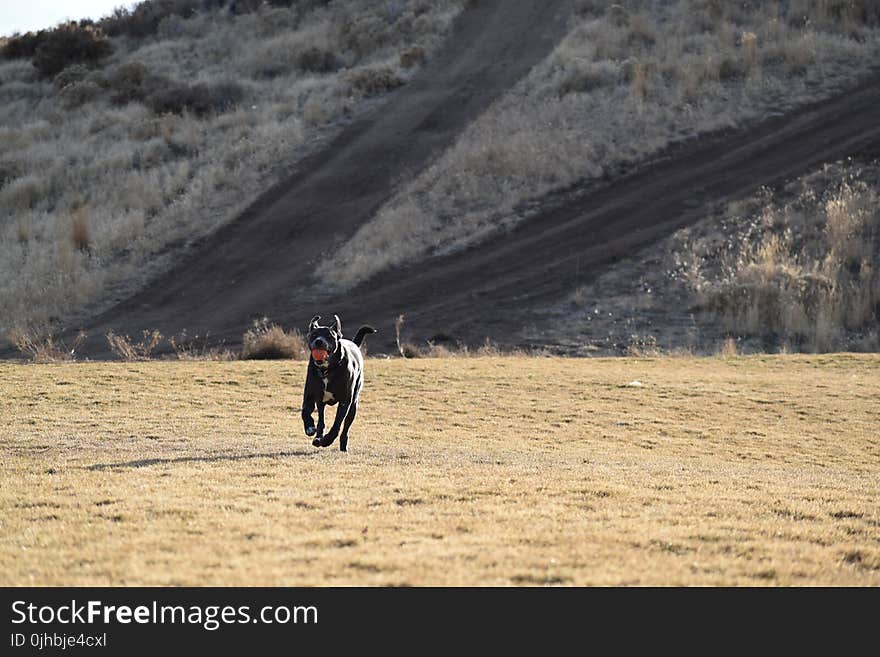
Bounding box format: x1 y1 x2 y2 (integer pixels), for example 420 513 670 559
313 400 350 448
315 401 326 440
302 393 317 437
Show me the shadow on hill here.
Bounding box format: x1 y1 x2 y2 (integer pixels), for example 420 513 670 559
86 449 315 471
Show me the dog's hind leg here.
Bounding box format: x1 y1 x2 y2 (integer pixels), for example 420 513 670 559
339 399 358 452
302 394 317 437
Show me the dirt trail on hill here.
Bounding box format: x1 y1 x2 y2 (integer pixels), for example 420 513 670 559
338 70 880 349
58 0 573 357
325 73 880 352
40 12 880 357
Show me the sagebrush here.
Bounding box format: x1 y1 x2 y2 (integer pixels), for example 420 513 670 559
673 163 880 352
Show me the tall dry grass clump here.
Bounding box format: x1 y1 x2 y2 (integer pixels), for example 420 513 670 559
674 163 879 352
241 319 308 360
106 329 163 360
7 327 86 362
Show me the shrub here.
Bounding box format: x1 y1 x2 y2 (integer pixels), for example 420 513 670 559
104 62 153 105
1 31 47 60
677 168 880 351
70 206 92 252
59 79 103 108
53 64 90 89
559 61 619 95
296 47 342 74
7 328 86 362
103 62 244 117
399 46 426 69
106 330 163 360
347 67 404 97
32 23 112 79
169 331 238 360
241 319 308 359
0 159 21 188
146 79 245 116
100 0 202 39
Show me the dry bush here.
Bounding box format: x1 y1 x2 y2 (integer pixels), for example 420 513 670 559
241 319 308 360
626 334 661 358
146 79 245 117
718 336 738 358
70 206 92 252
476 338 502 357
399 341 426 358
31 23 113 79
347 67 405 97
106 329 163 360
296 47 342 74
392 335 539 358
324 0 880 288
100 0 203 39
170 331 237 360
7 328 86 362
399 46 426 69
100 60 246 116
674 163 880 352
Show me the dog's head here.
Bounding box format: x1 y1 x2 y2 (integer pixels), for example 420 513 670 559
307 314 341 366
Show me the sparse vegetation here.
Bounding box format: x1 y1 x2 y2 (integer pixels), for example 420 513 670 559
674 161 880 352
169 330 237 360
2 21 113 79
2 355 878 585
241 318 308 359
5 327 86 363
106 329 163 360
539 160 880 355
0 0 464 339
325 0 880 287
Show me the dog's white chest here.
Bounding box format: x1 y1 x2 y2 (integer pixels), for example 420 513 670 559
321 376 334 403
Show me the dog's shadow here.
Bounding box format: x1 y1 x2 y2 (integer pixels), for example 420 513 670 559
86 450 315 471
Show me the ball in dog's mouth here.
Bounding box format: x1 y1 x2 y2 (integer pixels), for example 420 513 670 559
311 348 329 362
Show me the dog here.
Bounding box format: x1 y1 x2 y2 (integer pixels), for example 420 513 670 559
301 314 376 452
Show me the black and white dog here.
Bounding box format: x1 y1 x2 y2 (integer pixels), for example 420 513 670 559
301 314 376 452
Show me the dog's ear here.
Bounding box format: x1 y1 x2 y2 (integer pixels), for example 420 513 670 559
331 314 342 335
308 315 321 332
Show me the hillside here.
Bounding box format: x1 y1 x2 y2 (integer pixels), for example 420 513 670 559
0 0 464 337
327 1 880 289
1 0 879 358
534 159 880 355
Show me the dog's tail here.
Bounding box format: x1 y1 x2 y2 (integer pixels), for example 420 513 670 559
352 325 377 347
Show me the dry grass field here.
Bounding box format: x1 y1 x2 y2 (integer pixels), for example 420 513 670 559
2 356 879 586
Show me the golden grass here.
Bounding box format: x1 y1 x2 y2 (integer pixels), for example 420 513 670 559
2 356 878 586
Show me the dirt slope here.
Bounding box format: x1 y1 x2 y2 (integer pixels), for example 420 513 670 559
61 0 573 356
326 72 880 352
